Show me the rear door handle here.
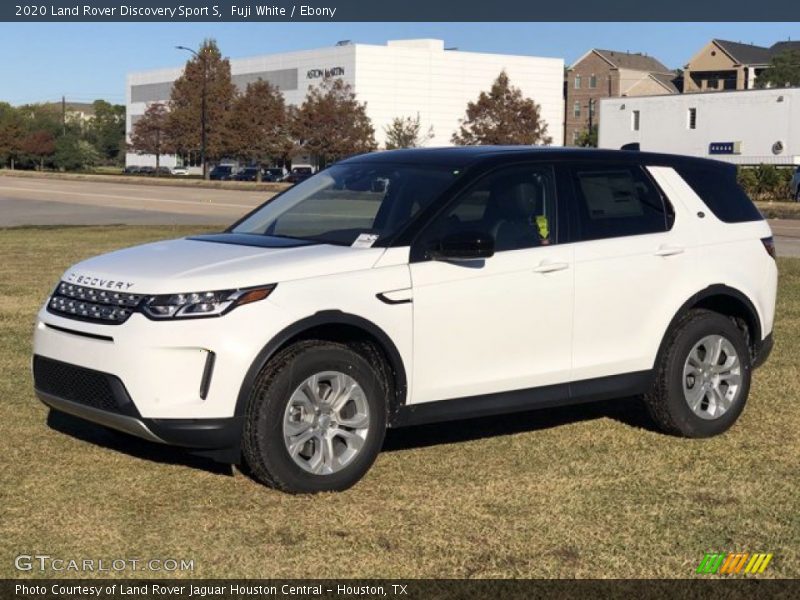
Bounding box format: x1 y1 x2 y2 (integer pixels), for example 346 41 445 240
533 261 569 273
654 245 685 257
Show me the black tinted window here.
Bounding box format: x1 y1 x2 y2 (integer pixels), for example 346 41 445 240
677 164 763 223
423 165 558 253
572 165 672 241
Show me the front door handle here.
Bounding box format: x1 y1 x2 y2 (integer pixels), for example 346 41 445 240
654 244 685 257
533 261 569 273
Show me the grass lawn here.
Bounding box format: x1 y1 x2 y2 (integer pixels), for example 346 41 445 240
1 225 798 579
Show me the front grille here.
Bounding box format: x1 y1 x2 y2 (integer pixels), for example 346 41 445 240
47 281 145 324
33 356 133 414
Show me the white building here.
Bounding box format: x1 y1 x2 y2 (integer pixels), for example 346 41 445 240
598 87 800 166
126 38 564 171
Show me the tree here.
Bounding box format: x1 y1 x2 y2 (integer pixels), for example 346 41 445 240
291 77 377 168
384 114 434 149
86 100 126 164
575 125 598 148
167 39 237 176
53 135 101 171
229 80 292 178
452 71 552 146
129 103 170 173
17 103 63 137
20 130 56 170
756 50 800 88
0 103 24 169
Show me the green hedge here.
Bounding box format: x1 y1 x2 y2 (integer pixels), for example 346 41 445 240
737 165 795 202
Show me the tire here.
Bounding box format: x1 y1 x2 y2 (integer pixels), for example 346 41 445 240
644 309 751 438
242 340 387 493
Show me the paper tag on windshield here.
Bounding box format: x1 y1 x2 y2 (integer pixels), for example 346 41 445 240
352 234 379 248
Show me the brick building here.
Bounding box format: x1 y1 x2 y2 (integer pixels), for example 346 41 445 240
565 49 678 146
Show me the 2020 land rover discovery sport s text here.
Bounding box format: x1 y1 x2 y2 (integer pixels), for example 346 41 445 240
32 147 777 493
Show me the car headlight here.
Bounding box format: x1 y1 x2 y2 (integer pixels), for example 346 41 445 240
141 284 276 320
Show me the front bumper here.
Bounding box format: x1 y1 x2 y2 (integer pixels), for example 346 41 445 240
32 302 275 420
34 355 243 462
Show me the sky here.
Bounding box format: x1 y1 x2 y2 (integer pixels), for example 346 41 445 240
0 22 798 105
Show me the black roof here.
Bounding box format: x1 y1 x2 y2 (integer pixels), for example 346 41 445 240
713 39 772 65
770 41 800 56
340 146 732 171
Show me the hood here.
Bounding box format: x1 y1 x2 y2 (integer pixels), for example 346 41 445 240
62 235 386 294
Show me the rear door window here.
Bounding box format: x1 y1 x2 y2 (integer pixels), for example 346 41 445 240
570 165 673 241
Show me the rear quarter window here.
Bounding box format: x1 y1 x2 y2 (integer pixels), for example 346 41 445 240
675 164 763 223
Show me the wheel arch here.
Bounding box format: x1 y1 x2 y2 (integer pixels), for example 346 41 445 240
234 311 408 424
655 284 763 368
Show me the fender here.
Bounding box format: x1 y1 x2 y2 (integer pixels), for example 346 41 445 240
233 310 408 421
653 284 762 370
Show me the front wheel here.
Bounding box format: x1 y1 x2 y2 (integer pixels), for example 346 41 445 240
242 340 387 493
644 309 751 438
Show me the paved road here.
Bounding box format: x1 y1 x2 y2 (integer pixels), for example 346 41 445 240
3 176 800 257
0 177 270 226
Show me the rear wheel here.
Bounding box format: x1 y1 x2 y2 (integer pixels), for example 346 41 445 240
242 340 387 493
644 309 751 438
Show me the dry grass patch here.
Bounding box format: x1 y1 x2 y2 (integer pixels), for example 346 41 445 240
0 226 798 579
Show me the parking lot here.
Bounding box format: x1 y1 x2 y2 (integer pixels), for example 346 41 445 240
0 176 269 226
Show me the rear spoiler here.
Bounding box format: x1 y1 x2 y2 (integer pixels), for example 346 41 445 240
620 143 640 151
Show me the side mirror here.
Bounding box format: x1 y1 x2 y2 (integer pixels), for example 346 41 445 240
429 231 495 261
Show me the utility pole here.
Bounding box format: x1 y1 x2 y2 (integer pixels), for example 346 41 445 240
61 95 66 136
176 45 208 179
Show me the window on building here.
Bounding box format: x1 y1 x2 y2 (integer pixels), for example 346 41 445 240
590 74 597 88
688 108 697 130
589 99 595 116
574 75 581 89
572 130 580 144
574 101 581 118
632 110 640 131
179 152 202 168
571 166 674 241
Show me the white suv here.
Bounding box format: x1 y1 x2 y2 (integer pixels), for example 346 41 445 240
32 147 777 493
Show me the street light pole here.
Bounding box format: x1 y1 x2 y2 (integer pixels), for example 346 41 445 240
176 45 208 179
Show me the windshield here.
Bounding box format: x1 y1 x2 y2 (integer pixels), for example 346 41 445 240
231 162 460 246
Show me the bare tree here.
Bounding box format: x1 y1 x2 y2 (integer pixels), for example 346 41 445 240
384 113 434 149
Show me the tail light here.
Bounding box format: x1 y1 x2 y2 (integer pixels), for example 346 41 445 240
761 236 776 260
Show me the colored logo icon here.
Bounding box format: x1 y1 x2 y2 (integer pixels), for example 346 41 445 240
696 553 773 575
